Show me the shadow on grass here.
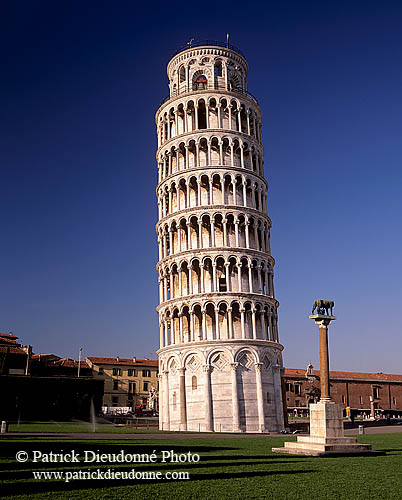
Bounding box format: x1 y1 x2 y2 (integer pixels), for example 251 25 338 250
1 457 311 480
0 469 316 498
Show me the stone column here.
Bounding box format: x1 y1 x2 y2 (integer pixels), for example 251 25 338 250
203 365 213 432
225 263 231 292
178 367 187 431
188 266 193 295
248 263 253 292
230 362 241 432
243 182 247 207
223 219 228 246
234 221 239 247
158 373 163 429
163 370 170 431
200 263 205 293
159 322 164 348
245 222 250 248
261 312 266 340
318 320 331 400
212 263 217 292
178 269 182 296
251 310 257 339
189 311 194 341
226 307 233 339
255 362 266 432
214 307 220 340
179 314 183 343
202 310 207 340
237 264 242 292
210 221 215 247
240 308 245 339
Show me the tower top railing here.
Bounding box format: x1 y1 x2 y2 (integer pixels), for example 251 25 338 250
171 40 246 59
159 84 258 109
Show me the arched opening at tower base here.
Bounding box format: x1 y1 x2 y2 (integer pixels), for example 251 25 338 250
159 344 284 433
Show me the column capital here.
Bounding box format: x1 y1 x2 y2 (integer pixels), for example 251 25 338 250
202 364 211 374
254 362 263 372
178 367 186 375
230 362 239 371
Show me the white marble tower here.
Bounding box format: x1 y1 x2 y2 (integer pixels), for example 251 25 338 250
155 40 284 432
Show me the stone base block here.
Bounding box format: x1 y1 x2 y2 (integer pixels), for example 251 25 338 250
272 436 373 456
272 400 373 456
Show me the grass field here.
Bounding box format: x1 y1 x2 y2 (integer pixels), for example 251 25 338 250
1 433 402 500
7 421 160 434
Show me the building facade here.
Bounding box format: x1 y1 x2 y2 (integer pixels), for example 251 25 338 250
86 357 158 409
284 366 402 417
155 41 284 432
0 332 31 376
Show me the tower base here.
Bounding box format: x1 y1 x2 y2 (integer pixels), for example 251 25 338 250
272 400 373 456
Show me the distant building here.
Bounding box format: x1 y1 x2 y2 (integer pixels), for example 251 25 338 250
31 354 92 377
0 333 31 375
86 356 158 409
284 366 402 417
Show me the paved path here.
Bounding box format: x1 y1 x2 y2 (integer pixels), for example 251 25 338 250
2 425 402 439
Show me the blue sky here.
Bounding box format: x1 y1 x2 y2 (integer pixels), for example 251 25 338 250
1 1 401 373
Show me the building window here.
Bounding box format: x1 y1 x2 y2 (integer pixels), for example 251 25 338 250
266 392 271 404
195 75 207 90
113 380 119 391
179 65 186 83
128 382 136 394
294 384 301 396
128 369 136 377
142 370 151 377
360 396 363 405
112 396 118 405
99 367 104 375
113 368 122 376
295 400 300 407
373 386 380 399
285 383 293 392
192 376 197 390
393 397 397 405
342 395 345 404
173 392 176 407
215 61 222 77
143 382 149 391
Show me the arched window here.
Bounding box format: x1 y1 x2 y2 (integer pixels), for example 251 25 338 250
215 61 222 77
192 375 197 390
195 75 207 90
179 66 186 83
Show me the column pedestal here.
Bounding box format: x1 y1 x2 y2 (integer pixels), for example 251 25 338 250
273 400 373 456
273 313 373 456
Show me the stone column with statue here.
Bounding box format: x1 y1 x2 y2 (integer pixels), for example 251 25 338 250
273 300 373 456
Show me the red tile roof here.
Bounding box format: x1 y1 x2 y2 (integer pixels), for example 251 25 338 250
0 345 26 355
284 368 402 382
0 333 18 341
87 356 158 367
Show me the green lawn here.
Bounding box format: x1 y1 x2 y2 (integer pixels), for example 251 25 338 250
7 421 160 434
1 434 401 500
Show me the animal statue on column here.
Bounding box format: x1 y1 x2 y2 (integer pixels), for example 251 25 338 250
312 299 334 316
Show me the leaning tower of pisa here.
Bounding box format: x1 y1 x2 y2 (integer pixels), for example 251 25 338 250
155 41 285 432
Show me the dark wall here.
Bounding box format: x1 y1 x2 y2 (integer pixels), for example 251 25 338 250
0 376 104 421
